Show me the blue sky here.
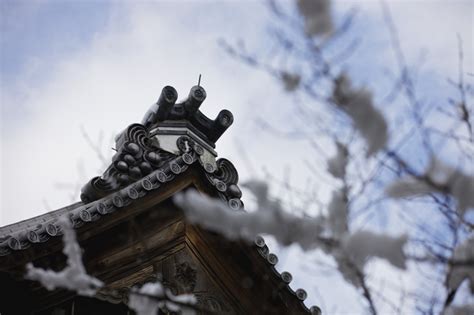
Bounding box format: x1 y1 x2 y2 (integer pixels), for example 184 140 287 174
1 0 110 79
1 0 472 313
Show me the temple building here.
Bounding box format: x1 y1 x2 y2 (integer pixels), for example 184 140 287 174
0 85 320 315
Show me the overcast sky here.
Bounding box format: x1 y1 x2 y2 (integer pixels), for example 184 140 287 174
1 0 472 313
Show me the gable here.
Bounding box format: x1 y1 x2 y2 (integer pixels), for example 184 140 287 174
0 84 318 315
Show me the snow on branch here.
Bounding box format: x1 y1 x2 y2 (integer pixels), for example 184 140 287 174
174 185 325 250
445 304 474 315
326 141 349 235
342 230 407 270
332 231 407 289
280 71 301 92
25 216 103 296
332 73 388 156
447 237 474 294
327 189 348 236
175 179 411 310
327 142 349 180
129 281 196 315
175 181 407 275
386 157 474 216
297 0 333 37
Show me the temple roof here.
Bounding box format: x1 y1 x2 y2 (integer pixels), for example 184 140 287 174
0 85 320 314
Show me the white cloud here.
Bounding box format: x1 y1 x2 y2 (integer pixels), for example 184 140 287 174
3 0 471 224
1 1 472 313
0 1 279 225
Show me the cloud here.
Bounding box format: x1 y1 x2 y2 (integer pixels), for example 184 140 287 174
3 0 471 225
1 2 472 312
0 1 280 225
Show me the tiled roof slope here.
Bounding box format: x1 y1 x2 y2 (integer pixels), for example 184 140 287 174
0 85 321 315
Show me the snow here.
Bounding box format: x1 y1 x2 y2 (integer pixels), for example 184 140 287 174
326 143 349 235
386 157 474 216
297 0 333 37
128 281 196 315
332 74 388 156
327 189 348 236
385 178 434 198
175 181 407 276
25 216 103 296
25 217 195 313
242 180 284 212
445 304 474 315
331 231 407 288
129 282 164 315
175 177 410 295
242 180 272 208
341 230 407 270
448 237 474 294
174 185 325 250
280 71 301 92
327 142 348 179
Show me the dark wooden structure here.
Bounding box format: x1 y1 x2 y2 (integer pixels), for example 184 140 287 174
0 85 320 315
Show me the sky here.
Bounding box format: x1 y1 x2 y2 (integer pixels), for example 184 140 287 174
1 0 473 313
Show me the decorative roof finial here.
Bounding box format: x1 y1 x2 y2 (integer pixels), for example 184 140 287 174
80 84 235 203
141 85 232 146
